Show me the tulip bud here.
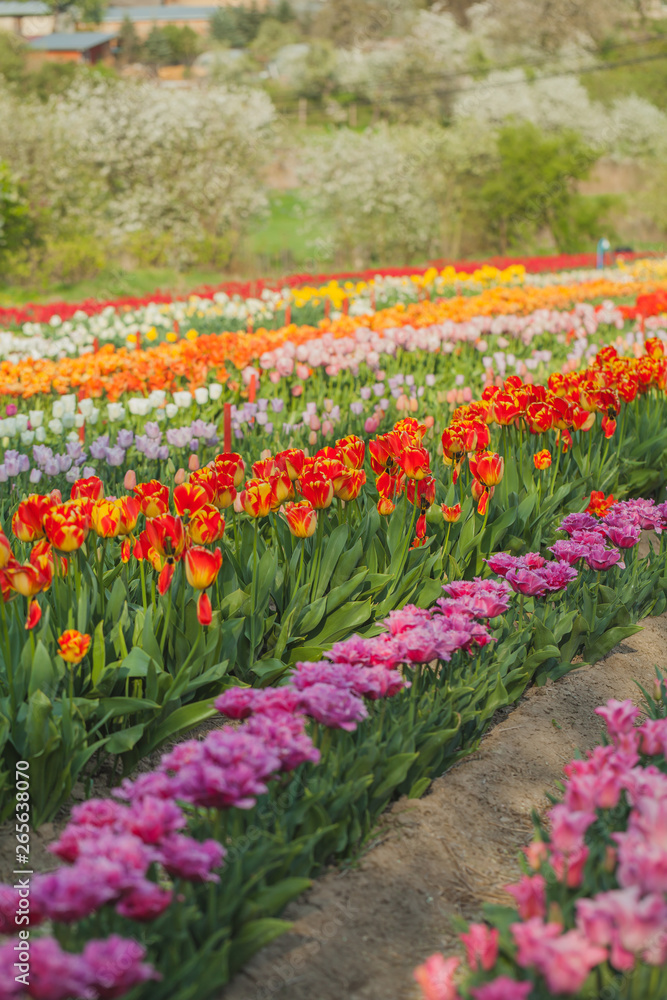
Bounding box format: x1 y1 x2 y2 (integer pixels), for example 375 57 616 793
188 454 200 472
174 468 187 485
424 415 435 428
308 431 317 446
123 469 137 490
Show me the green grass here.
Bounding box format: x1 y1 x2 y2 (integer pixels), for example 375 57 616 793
242 191 335 272
0 266 232 307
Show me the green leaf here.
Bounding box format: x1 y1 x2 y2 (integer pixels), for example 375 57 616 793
91 620 106 686
97 697 161 718
371 752 419 801
28 641 58 698
105 723 145 754
229 919 295 974
252 658 290 686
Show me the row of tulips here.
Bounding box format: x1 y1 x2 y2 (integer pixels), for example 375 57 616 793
0 305 660 496
2 277 666 399
415 679 667 1000
2 329 667 819
1 254 660 346
0 493 665 998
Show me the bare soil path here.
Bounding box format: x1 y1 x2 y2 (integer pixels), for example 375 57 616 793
223 613 667 1000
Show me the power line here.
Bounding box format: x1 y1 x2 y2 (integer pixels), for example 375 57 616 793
268 46 667 111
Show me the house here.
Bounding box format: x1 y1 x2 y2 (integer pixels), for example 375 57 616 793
26 30 118 64
100 4 219 38
0 0 54 37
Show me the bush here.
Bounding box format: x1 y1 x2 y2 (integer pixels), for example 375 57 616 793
4 233 107 286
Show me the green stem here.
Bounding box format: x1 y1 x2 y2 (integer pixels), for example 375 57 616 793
250 519 259 665
0 599 15 716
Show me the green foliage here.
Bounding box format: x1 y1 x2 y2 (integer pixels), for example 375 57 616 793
118 16 142 64
0 163 35 265
144 26 174 68
250 18 301 63
0 32 25 85
210 3 266 47
477 121 602 252
4 233 107 287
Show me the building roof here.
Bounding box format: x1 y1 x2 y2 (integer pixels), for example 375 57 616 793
28 30 117 49
104 4 218 20
0 2 50 15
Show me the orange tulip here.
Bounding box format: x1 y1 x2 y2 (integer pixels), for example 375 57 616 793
368 437 393 475
470 451 504 488
313 457 346 481
173 482 213 517
91 500 122 538
441 503 462 523
275 448 306 481
197 591 213 626
184 546 223 590
332 468 366 501
214 453 245 488
57 629 91 664
187 504 225 545
400 446 430 481
269 471 294 509
283 501 317 538
134 480 170 518
209 471 237 509
4 562 49 598
585 490 616 517
533 450 552 470
144 514 187 565
71 476 104 501
336 435 365 470
471 478 486 504
377 496 396 516
0 529 12 569
11 495 54 543
43 506 87 552
441 426 466 462
115 496 141 535
25 600 41 630
375 470 404 500
526 402 557 434
299 474 334 510
601 415 617 438
239 479 273 518
252 458 278 481
29 539 65 582
490 392 522 426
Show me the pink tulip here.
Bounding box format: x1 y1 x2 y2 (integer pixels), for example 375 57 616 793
188 454 200 472
413 954 460 1000
459 923 499 971
123 469 137 490
470 977 533 1000
505 875 546 920
174 468 187 485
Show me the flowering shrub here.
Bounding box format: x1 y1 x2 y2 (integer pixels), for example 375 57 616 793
414 681 667 999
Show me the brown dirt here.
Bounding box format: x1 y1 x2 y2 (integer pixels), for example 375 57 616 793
222 612 667 1000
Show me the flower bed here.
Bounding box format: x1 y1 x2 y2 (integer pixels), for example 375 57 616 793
0 259 666 998
414 680 667 1000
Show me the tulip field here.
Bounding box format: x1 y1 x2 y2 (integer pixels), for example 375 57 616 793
0 253 667 999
